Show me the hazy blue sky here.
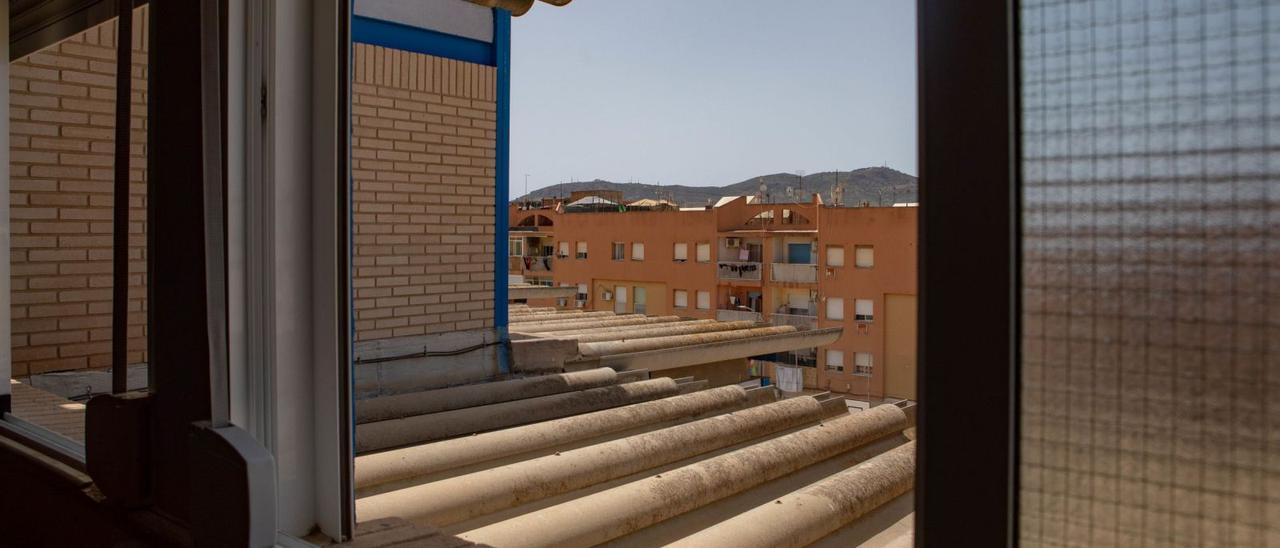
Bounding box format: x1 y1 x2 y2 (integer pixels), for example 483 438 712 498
509 0 917 194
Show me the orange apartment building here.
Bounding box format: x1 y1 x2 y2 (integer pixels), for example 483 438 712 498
509 195 918 400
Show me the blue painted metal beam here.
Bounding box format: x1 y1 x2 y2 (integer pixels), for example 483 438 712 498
493 9 512 371
351 15 496 66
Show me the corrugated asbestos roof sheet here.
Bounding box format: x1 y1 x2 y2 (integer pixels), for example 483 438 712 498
349 306 916 547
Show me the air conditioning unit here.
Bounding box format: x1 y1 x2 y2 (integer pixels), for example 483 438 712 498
602 291 613 301
726 237 742 248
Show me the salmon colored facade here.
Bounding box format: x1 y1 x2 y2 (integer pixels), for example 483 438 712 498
509 196 918 400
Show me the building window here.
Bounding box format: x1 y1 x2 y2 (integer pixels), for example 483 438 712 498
632 242 645 261
558 241 569 258
634 287 647 314
827 245 845 267
674 289 688 309
576 283 589 306
509 238 524 257
826 349 845 372
826 297 845 320
673 242 688 262
855 299 874 322
576 241 588 259
612 242 625 260
696 242 711 263
696 290 711 310
855 245 874 268
854 352 873 376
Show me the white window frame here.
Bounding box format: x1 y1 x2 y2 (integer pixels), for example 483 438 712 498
509 238 525 257
855 245 874 268
826 349 845 371
611 242 625 261
826 297 845 320
855 299 875 322
576 241 588 259
696 242 711 263
674 289 689 308
673 242 688 261
239 1 349 540
696 290 711 310
558 241 569 258
631 242 645 261
826 245 845 267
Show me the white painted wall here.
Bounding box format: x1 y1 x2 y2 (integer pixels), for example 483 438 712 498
354 0 493 42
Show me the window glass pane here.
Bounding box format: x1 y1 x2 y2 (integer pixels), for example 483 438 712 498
854 299 873 319
1019 1 1280 544
6 8 153 444
611 243 624 260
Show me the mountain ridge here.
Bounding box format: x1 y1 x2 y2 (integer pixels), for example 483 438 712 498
513 166 917 207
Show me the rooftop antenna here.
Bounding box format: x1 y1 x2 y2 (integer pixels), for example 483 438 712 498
795 170 806 202
757 177 767 204
523 173 529 203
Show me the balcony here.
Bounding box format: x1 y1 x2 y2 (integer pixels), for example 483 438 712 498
717 261 762 281
752 349 819 368
716 309 763 322
771 312 817 330
509 255 554 273
770 262 817 283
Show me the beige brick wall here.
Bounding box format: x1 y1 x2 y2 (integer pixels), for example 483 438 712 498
8 10 149 377
7 34 496 375
351 44 496 341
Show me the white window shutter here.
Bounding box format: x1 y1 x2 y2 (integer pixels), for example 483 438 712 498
855 246 874 268
826 297 844 320
827 246 845 267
